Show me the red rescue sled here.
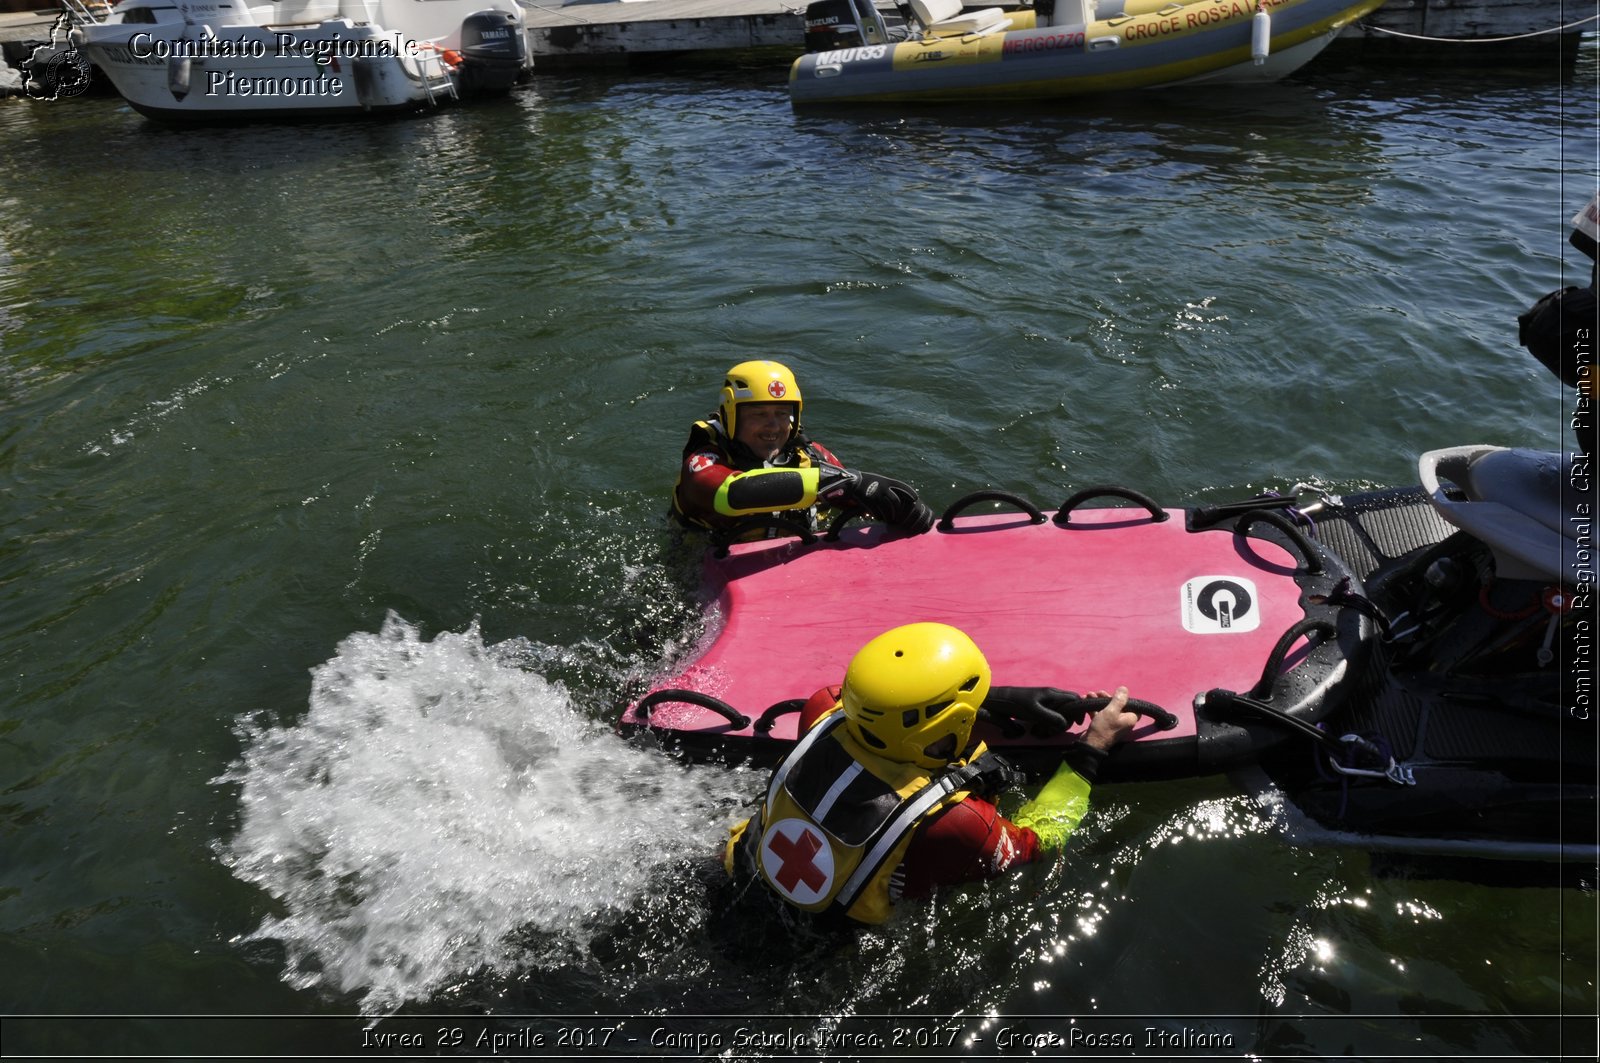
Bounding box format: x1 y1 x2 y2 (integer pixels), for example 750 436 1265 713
617 488 1379 780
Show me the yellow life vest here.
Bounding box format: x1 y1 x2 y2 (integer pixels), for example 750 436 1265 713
725 708 1014 924
670 417 829 537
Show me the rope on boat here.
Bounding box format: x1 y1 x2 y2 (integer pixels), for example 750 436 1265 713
1356 14 1599 43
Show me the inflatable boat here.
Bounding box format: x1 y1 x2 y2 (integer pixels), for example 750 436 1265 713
619 447 1595 860
788 0 1385 105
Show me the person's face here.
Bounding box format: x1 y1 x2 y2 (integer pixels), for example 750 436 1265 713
734 402 795 461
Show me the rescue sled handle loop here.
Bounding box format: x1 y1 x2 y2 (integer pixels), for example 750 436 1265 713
1076 693 1181 732
753 698 807 734
936 490 1048 531
1052 485 1168 526
633 688 752 730
1249 617 1338 699
1233 509 1323 573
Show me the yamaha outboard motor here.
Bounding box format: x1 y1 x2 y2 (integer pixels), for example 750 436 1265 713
804 0 891 52
456 9 528 97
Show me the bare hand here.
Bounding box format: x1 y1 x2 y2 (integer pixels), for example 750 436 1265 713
1081 686 1138 751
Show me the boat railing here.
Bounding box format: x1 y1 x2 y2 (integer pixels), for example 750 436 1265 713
59 0 110 26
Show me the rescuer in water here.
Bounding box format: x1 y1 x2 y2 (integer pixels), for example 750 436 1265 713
723 622 1138 924
671 360 936 541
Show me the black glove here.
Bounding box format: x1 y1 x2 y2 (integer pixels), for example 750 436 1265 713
823 468 934 535
980 687 1088 738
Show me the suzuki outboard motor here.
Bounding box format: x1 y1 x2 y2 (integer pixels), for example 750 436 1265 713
804 0 891 51
456 10 528 97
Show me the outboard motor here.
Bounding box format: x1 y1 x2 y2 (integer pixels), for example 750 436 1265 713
455 9 528 97
804 0 891 52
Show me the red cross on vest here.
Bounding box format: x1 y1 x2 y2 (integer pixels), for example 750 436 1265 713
767 825 827 892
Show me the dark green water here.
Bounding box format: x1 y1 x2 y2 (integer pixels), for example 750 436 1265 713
1 40 1596 1058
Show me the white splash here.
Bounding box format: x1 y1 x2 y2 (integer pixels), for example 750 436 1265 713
216 612 749 1014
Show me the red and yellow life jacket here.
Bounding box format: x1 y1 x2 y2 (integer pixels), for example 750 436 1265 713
671 417 834 538
723 708 1017 924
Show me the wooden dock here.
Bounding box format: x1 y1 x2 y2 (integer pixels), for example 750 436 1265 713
0 8 63 48
518 0 803 66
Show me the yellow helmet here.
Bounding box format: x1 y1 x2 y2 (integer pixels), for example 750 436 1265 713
841 623 991 769
719 360 802 441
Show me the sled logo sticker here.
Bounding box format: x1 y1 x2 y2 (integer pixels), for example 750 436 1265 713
1181 577 1258 633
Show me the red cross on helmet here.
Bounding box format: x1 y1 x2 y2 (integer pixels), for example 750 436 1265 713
719 360 803 441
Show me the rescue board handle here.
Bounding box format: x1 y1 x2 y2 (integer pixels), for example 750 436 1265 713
753 698 807 734
1052 485 1168 526
1249 617 1337 698
1069 693 1180 732
1056 688 1184 730
632 688 752 730
936 490 1047 531
1233 509 1322 573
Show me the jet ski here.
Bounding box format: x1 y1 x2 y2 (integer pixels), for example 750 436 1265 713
1241 446 1595 863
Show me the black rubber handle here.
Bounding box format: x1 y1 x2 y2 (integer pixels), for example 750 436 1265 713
1234 509 1322 573
631 688 751 730
753 698 806 735
1053 485 1168 526
936 490 1047 531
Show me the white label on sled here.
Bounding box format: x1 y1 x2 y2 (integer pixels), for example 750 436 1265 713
1180 576 1259 634
760 818 835 905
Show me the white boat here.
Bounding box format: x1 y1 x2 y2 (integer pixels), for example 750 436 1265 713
790 0 1387 104
68 0 528 121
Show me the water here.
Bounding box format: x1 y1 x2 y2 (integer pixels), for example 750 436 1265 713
1 40 1596 1057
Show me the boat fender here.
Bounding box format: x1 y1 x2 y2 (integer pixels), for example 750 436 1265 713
1251 3 1270 65
352 55 378 110
167 54 192 100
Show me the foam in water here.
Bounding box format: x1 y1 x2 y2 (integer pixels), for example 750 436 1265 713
215 612 750 1014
